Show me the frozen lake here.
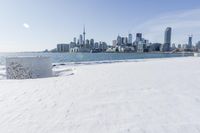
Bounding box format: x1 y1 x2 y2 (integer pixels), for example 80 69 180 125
0 52 193 65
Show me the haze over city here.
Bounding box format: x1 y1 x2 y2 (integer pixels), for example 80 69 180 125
1 0 200 52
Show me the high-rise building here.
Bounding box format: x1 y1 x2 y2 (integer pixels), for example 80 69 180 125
125 37 128 45
112 40 117 46
161 27 172 51
79 34 83 45
128 34 132 44
90 39 94 48
188 35 193 49
136 33 142 42
164 27 172 44
94 42 99 49
122 37 128 45
73 37 76 44
86 39 90 48
117 35 122 45
137 40 145 52
99 42 107 51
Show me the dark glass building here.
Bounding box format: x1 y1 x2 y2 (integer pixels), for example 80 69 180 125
161 27 172 51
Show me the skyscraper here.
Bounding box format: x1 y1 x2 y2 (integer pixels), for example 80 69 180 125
164 27 172 44
90 39 94 48
161 27 172 51
112 40 117 46
86 39 90 48
73 37 76 44
117 35 122 45
79 34 83 45
128 34 132 44
122 37 128 45
188 35 193 49
136 33 142 42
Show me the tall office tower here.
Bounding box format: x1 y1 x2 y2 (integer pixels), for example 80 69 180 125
136 33 142 42
122 37 125 45
117 35 122 45
73 37 76 44
164 27 172 45
161 27 172 51
79 34 83 45
112 40 117 46
100 42 107 51
86 39 90 48
90 39 94 48
188 35 193 49
83 26 86 45
125 37 128 44
128 34 132 44
95 42 99 49
122 37 128 45
86 39 89 44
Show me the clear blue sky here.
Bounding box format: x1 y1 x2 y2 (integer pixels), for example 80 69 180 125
1 0 200 52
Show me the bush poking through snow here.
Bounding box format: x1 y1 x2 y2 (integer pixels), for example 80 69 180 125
6 57 52 79
6 62 32 79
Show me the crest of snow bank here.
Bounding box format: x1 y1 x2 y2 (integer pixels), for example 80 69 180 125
133 9 200 44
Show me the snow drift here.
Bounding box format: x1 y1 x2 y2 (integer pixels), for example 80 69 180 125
0 57 200 133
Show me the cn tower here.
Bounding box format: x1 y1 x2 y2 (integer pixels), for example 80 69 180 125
83 25 86 45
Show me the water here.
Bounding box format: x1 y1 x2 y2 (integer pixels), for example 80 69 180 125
0 52 193 65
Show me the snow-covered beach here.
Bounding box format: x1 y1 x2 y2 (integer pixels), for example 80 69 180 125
0 57 200 133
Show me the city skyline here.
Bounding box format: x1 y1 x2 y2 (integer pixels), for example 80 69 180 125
1 0 200 52
54 26 199 53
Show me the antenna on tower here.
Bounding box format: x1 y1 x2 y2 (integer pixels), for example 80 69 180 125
83 24 85 34
83 24 86 45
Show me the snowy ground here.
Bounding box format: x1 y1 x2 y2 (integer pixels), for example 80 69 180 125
0 57 200 133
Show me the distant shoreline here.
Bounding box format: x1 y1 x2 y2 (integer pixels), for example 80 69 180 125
1 51 195 54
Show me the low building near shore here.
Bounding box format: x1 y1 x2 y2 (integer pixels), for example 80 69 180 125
57 44 70 52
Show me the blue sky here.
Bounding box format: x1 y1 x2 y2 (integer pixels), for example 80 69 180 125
1 0 200 52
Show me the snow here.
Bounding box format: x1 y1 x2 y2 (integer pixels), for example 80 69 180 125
0 57 200 133
194 53 200 57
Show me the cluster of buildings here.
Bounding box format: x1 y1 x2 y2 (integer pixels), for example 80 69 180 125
110 27 199 53
51 26 200 53
53 26 107 53
110 32 151 52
